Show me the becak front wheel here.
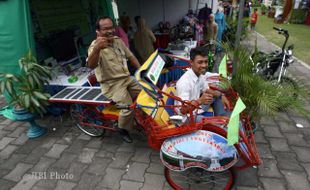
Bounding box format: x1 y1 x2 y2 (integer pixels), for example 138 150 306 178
164 167 234 190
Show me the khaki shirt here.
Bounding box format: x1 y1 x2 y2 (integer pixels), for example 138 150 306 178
88 37 133 83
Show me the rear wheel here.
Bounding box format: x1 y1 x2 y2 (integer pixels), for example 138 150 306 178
165 167 234 190
70 104 113 137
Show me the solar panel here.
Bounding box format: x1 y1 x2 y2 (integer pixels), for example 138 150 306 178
49 87 111 104
53 88 76 99
80 89 102 100
71 89 90 99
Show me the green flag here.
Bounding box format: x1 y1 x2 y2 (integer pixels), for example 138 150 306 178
227 98 246 145
218 55 227 78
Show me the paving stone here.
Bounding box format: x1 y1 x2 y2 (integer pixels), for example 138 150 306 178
292 146 310 162
64 139 88 154
77 148 98 164
40 138 57 149
283 133 310 147
301 163 310 181
0 137 15 150
268 138 291 152
120 180 143 190
95 167 126 190
254 131 268 144
150 154 162 164
95 150 109 158
0 168 10 178
0 119 13 126
260 117 276 126
101 143 120 152
0 130 10 139
257 177 286 190
24 147 49 164
109 151 133 169
0 179 16 190
10 133 28 145
256 143 274 159
301 129 310 142
0 145 18 159
86 157 112 176
34 178 57 189
67 162 88 182
77 133 91 141
3 163 33 182
55 180 76 190
31 157 56 172
85 138 103 149
163 182 174 190
278 121 298 133
235 167 258 187
147 162 164 175
7 127 26 138
131 147 152 163
117 143 135 152
52 152 77 169
45 144 68 158
0 153 27 170
74 173 102 190
274 152 304 171
56 131 75 145
14 139 42 154
140 173 165 190
258 159 282 178
281 170 310 190
263 126 284 138
123 162 149 182
290 116 310 128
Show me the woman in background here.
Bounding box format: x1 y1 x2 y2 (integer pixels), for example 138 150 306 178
215 7 226 52
133 18 156 63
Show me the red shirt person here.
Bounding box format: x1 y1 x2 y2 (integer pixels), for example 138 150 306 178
250 8 258 30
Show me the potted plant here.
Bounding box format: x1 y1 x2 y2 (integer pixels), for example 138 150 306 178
221 44 310 128
0 50 52 138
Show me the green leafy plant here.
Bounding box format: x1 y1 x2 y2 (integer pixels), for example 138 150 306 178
222 44 310 122
0 50 52 116
261 4 267 15
222 17 249 47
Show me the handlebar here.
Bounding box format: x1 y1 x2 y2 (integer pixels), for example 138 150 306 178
273 27 288 34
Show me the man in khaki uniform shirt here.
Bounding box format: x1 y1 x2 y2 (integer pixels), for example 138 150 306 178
87 16 141 143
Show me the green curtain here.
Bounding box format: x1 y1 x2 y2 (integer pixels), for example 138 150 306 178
0 0 35 74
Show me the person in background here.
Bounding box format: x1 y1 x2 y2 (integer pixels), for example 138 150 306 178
204 14 218 54
119 12 131 33
133 18 156 63
87 16 141 143
115 23 129 48
250 8 258 31
198 3 213 24
215 7 226 52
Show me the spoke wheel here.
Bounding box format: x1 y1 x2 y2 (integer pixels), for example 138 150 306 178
70 104 111 137
165 167 234 190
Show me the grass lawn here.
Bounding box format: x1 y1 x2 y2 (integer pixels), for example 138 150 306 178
255 13 310 64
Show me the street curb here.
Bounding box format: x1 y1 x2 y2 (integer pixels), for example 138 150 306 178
255 31 310 70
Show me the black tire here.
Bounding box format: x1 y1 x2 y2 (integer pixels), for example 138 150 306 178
164 167 234 190
70 104 107 137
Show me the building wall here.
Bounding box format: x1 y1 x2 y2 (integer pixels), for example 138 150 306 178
117 0 218 30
